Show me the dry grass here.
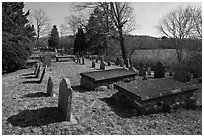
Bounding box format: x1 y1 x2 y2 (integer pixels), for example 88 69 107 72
2 58 202 135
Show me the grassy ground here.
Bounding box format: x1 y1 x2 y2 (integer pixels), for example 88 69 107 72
2 58 202 135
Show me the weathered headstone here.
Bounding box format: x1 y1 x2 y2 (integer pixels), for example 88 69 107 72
35 64 41 78
43 56 51 67
139 67 146 76
154 62 165 78
82 57 85 65
126 58 130 68
38 65 47 83
116 57 120 66
107 61 111 66
58 78 73 121
173 70 191 82
100 61 105 70
95 57 99 63
147 67 151 75
120 57 124 67
47 76 54 97
78 58 81 64
92 61 95 68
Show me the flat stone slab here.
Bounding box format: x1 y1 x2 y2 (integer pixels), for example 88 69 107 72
80 69 137 89
80 68 137 82
114 77 199 103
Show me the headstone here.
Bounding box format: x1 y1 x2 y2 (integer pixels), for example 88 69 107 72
92 61 95 68
38 65 47 83
139 67 146 76
78 58 81 64
116 57 120 66
58 78 72 121
107 62 111 66
154 62 165 78
173 70 191 82
43 56 51 67
35 64 41 78
47 76 54 97
147 67 151 75
120 57 124 67
95 57 99 63
126 58 130 68
100 61 105 70
82 57 85 65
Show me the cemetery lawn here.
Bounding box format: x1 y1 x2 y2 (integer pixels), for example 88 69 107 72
2 59 202 135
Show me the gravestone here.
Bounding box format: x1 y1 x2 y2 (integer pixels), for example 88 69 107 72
43 56 51 67
58 78 76 123
100 61 105 70
92 61 95 68
47 76 54 97
147 67 151 75
120 57 124 67
126 58 130 68
107 62 111 66
38 65 47 83
35 64 41 78
173 70 191 82
154 62 165 78
82 57 85 65
138 63 146 76
116 57 120 66
95 57 99 63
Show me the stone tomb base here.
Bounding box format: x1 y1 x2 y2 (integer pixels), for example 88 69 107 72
114 77 199 114
80 68 137 90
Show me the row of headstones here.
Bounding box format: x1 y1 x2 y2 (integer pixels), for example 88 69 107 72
73 56 85 65
22 63 47 83
47 77 77 123
115 57 131 68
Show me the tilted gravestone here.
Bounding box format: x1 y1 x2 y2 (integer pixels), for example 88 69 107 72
92 61 95 68
173 70 191 82
38 65 47 83
116 57 120 66
58 78 77 124
47 76 54 97
154 62 165 78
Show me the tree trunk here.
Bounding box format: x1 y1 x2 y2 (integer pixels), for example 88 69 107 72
118 27 127 66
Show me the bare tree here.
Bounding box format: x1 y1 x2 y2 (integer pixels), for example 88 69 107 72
59 24 68 37
29 9 51 49
157 6 195 62
71 2 139 66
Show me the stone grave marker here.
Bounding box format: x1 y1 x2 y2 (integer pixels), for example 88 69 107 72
43 56 51 67
58 78 77 124
47 76 54 97
100 61 105 70
116 57 120 66
38 65 47 83
147 67 151 75
82 57 85 65
126 58 130 68
154 62 165 78
138 63 146 76
107 61 111 66
120 57 124 67
92 61 95 68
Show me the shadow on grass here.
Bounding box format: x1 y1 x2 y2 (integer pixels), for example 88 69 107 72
7 107 64 127
72 85 87 93
22 80 42 84
24 92 48 98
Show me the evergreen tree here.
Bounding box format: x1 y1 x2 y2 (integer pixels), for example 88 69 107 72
48 25 60 50
2 2 35 72
74 28 87 55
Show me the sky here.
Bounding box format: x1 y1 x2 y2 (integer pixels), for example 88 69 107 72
24 1 202 37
